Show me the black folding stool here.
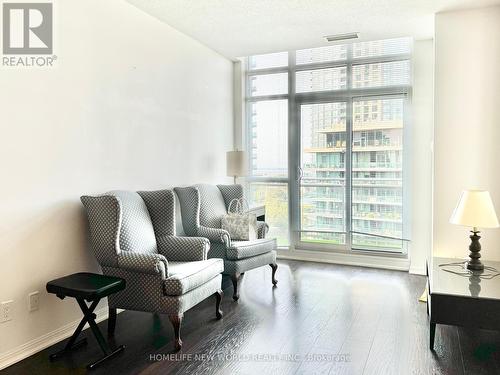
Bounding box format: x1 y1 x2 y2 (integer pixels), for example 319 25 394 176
46 272 125 370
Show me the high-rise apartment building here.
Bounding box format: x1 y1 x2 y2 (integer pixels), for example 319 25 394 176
246 38 410 251
300 42 405 250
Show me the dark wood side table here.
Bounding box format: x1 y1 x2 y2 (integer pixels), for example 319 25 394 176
427 257 500 350
46 272 126 370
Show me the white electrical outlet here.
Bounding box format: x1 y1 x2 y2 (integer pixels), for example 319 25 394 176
1 300 13 323
28 291 40 312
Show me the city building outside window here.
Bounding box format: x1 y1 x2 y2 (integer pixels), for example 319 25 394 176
245 37 411 253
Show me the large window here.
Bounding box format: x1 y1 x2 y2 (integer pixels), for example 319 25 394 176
246 38 411 253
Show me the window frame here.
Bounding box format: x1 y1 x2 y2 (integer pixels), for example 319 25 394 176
245 40 412 255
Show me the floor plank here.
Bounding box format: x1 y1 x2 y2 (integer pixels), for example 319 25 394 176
457 327 500 375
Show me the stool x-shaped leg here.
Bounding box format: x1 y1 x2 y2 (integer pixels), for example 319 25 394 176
49 298 124 370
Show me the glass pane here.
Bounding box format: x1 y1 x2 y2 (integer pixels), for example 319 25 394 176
248 182 289 246
301 231 346 245
248 100 288 178
352 60 410 88
352 233 403 251
248 73 288 97
248 52 288 70
296 67 347 93
351 98 405 252
353 37 411 59
300 102 347 245
296 45 348 65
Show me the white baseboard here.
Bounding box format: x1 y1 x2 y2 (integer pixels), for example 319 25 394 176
409 266 426 275
0 307 118 371
277 249 410 271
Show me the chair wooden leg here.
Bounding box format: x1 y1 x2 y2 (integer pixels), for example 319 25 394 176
107 307 117 337
168 314 183 351
231 273 243 301
215 290 223 319
270 263 278 286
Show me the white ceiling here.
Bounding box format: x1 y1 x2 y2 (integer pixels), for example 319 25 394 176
127 0 500 59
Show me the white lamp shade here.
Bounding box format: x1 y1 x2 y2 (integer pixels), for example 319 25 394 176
450 190 499 228
226 150 247 177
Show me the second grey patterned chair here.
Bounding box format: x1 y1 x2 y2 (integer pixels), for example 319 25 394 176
174 184 278 301
80 189 223 351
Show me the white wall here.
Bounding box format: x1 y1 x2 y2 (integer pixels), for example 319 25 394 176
0 0 233 367
434 6 500 259
409 39 434 274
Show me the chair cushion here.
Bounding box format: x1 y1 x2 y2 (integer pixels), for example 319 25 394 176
217 184 243 209
174 186 200 236
195 184 227 228
224 251 277 275
226 238 277 260
138 189 175 237
163 258 223 296
108 190 157 254
173 191 186 236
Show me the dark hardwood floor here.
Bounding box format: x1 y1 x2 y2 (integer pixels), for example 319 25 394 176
4 260 500 374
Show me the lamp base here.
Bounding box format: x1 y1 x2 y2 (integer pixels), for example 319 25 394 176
466 261 484 272
467 230 484 271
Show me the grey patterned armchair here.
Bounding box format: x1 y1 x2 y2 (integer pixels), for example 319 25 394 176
80 189 223 351
174 184 278 301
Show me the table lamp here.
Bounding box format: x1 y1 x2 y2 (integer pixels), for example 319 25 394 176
450 190 499 271
226 150 247 184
